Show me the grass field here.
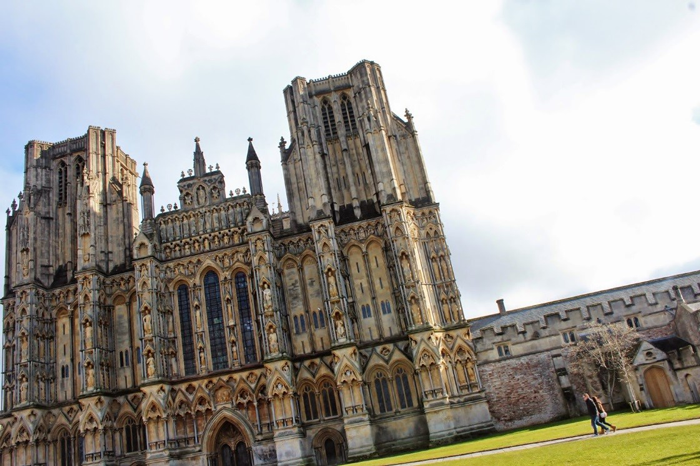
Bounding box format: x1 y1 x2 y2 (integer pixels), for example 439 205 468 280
441 424 700 466
354 404 700 466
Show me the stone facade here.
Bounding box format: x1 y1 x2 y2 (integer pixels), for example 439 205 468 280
470 272 700 431
0 61 493 466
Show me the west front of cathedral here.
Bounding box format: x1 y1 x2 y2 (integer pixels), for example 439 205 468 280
0 61 492 466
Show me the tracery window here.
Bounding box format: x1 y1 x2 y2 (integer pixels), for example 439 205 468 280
320 380 339 418
321 98 337 139
373 372 393 414
204 272 229 370
58 430 72 466
235 272 257 364
381 301 392 315
177 284 197 375
301 384 319 421
340 93 357 133
75 156 85 186
394 367 414 409
123 417 147 453
57 161 68 204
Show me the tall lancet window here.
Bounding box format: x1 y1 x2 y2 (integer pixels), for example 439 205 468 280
203 271 229 370
340 94 357 134
57 161 68 204
177 284 197 375
235 272 257 364
321 98 337 139
75 156 85 187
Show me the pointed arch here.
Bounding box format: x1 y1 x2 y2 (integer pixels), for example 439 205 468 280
204 270 229 370
321 98 337 139
340 93 357 134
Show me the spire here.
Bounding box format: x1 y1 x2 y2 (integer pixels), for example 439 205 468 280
139 162 154 190
193 136 206 177
139 163 155 220
245 137 264 196
246 137 260 163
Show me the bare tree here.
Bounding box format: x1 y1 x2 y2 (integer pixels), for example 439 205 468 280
566 320 640 410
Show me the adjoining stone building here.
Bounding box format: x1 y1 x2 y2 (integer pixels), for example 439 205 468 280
470 272 700 431
0 61 493 466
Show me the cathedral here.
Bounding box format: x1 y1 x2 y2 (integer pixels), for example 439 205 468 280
0 61 493 466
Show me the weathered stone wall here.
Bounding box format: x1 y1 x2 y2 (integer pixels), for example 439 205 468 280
478 351 568 430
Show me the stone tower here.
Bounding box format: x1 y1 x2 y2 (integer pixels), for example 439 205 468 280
0 63 492 466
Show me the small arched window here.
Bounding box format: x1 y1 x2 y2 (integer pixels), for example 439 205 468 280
124 417 147 453
319 310 326 328
320 380 339 418
394 367 414 409
300 315 306 333
313 312 319 329
58 430 73 466
301 384 319 421
321 98 337 139
340 94 357 134
373 372 393 414
294 315 300 334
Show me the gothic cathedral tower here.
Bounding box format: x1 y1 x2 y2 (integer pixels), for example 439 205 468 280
0 62 492 466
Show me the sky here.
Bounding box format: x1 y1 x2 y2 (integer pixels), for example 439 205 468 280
1 1 699 319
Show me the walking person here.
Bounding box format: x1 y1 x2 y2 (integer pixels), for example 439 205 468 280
583 393 610 436
593 395 617 432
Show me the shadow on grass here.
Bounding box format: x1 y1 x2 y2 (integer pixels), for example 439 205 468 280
636 452 700 465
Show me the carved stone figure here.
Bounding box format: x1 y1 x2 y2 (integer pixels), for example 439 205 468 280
335 318 346 340
268 328 279 354
84 320 93 345
195 306 203 331
401 255 413 281
143 313 152 335
86 366 95 390
328 272 338 298
146 355 156 378
20 378 28 402
411 299 423 325
262 282 273 312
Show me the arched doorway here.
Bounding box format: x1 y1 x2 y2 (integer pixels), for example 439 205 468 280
685 375 699 403
645 366 675 408
213 421 251 466
312 429 346 466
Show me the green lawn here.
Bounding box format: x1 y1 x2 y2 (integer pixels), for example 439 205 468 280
441 424 700 466
353 404 700 466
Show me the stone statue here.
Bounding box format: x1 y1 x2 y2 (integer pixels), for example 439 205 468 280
262 282 273 312
143 313 152 335
146 355 156 378
195 307 203 331
20 337 28 360
86 366 95 390
328 272 338 298
411 299 423 325
268 328 279 354
401 255 413 281
199 349 206 369
335 318 346 340
20 378 27 402
230 337 238 361
84 321 93 345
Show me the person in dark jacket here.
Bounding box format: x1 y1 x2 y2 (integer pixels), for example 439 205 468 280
584 393 610 436
593 395 617 432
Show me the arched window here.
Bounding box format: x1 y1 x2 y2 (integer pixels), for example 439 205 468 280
382 301 392 315
320 380 339 418
394 367 414 409
362 305 372 319
74 156 85 186
373 372 393 414
125 349 129 366
301 384 319 421
319 311 326 328
177 284 197 375
294 315 300 334
57 161 68 204
124 417 147 453
58 430 72 466
340 94 357 133
235 272 257 364
313 312 319 329
321 98 337 139
119 351 124 367
204 272 229 370
300 315 306 333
